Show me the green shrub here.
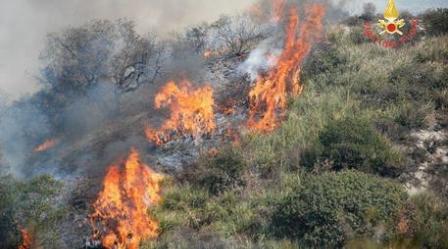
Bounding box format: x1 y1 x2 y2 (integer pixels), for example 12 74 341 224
188 148 246 195
411 193 448 249
0 174 64 248
303 117 404 177
271 171 408 248
422 8 448 36
0 176 21 249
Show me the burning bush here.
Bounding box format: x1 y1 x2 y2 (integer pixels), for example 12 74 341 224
247 3 326 132
145 80 216 145
89 149 163 249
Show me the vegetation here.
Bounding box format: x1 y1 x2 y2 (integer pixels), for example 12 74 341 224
145 14 448 249
1 6 447 249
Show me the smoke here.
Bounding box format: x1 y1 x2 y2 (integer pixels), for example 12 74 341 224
0 0 256 102
0 100 51 177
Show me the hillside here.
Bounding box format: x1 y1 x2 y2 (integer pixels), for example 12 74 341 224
0 3 447 249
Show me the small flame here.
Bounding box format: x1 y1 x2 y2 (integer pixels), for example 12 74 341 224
33 138 58 153
384 0 399 19
18 229 32 249
89 149 163 249
145 80 216 145
248 4 326 132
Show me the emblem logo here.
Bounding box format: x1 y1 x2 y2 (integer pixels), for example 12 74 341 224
363 0 418 48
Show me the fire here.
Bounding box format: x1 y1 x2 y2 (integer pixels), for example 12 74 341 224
247 4 325 132
145 80 216 145
89 149 164 249
33 138 58 153
18 228 32 249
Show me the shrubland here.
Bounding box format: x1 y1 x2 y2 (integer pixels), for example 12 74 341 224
1 7 448 249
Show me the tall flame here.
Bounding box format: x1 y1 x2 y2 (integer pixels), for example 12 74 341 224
89 149 163 249
18 229 32 249
248 4 326 132
384 0 399 19
145 80 216 145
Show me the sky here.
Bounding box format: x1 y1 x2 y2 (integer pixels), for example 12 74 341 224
0 0 447 103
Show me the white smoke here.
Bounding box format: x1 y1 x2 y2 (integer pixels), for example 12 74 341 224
239 38 282 81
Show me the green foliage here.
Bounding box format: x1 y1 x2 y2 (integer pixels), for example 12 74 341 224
188 148 246 195
411 193 448 249
303 117 404 176
422 8 448 36
271 171 408 248
0 175 21 249
0 174 65 248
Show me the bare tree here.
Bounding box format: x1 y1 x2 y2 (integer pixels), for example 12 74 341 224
41 19 163 94
213 15 265 56
185 23 209 54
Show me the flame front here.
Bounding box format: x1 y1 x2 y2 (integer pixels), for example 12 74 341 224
248 4 325 132
89 149 163 249
145 80 216 145
33 138 58 153
18 229 32 249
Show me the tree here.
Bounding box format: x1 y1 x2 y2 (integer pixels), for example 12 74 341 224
185 24 209 54
422 8 448 36
213 15 264 56
40 20 163 95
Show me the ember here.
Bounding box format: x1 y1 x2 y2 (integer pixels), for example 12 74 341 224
33 138 58 153
18 228 32 249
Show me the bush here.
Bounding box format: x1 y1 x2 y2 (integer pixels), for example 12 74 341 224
0 175 65 249
411 193 448 249
0 176 21 249
185 147 246 195
303 117 404 177
422 8 448 36
271 171 408 248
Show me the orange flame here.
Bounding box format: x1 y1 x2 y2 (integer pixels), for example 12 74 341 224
18 229 32 249
247 4 325 132
145 80 216 145
33 138 58 153
89 149 163 249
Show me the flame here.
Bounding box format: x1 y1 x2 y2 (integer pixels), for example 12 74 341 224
18 229 32 249
145 80 216 145
384 0 399 20
247 4 325 132
203 49 213 58
33 138 58 153
89 149 163 249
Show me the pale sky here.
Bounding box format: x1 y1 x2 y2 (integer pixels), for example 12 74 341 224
0 0 447 102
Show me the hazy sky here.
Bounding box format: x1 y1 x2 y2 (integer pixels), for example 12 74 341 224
0 0 447 102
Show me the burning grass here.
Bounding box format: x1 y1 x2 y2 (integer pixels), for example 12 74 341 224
18 228 32 249
145 80 216 145
247 3 326 132
89 149 164 249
